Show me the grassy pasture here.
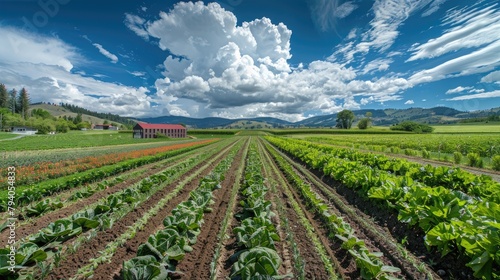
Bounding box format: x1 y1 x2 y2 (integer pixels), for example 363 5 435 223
0 133 18 140
432 123 500 133
0 130 191 151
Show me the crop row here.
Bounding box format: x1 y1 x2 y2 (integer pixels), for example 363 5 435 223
256 139 337 279
266 136 500 279
0 140 194 169
119 140 240 279
227 144 290 279
69 138 242 279
264 140 402 279
0 140 215 188
0 139 216 211
306 133 500 157
0 148 212 279
280 137 500 203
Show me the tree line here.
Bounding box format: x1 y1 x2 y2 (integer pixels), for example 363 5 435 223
60 103 136 128
0 83 30 119
0 83 92 133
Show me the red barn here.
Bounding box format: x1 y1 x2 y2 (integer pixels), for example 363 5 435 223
133 123 187 139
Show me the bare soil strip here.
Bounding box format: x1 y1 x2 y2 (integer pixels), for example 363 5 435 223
174 138 250 279
0 148 207 247
49 139 240 280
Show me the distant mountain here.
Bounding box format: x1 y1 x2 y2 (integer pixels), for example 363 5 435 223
137 106 500 129
138 115 293 129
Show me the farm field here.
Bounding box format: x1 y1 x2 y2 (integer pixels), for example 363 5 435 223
294 132 500 172
0 130 187 151
1 132 499 279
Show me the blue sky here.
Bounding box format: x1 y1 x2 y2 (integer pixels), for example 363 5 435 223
1 0 499 121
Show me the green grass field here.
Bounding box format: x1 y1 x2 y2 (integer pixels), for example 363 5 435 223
432 123 500 133
0 133 18 140
0 130 191 151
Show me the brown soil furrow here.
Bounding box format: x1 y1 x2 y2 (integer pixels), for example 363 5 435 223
0 150 204 247
271 141 475 279
283 154 421 279
50 139 238 280
258 139 339 280
175 138 250 279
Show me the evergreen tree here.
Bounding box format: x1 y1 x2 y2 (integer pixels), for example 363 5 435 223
9 89 17 114
74 113 82 124
18 88 30 119
0 84 8 108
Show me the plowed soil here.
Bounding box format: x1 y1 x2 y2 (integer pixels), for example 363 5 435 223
47 140 238 280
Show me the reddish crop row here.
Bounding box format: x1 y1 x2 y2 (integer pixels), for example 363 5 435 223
0 140 215 188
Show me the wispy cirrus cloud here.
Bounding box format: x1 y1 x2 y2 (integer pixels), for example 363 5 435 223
124 13 149 40
421 0 448 17
92 43 118 63
446 86 473 94
446 90 500 101
481 70 500 84
307 0 358 32
409 35 500 85
408 3 500 61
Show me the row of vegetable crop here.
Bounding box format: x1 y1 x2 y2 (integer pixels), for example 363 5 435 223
307 136 500 170
266 136 500 280
72 139 242 279
0 139 215 211
120 141 240 280
256 139 337 279
0 139 216 188
17 148 207 220
305 133 500 157
283 137 500 203
0 139 192 169
264 141 402 280
0 151 209 278
228 145 290 279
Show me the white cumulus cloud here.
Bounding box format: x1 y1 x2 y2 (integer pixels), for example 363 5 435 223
0 26 152 118
122 1 413 120
404 100 414 104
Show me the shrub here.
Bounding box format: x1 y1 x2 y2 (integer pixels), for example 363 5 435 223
467 153 483 168
492 155 500 171
357 118 371 129
453 152 462 164
390 121 434 133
